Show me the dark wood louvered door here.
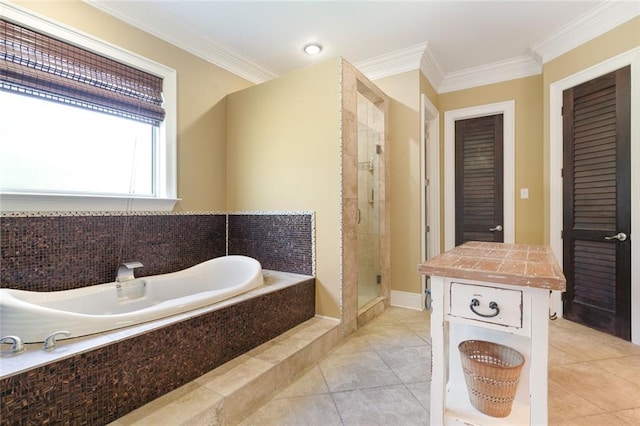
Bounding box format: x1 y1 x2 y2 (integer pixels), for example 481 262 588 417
562 66 631 341
455 114 504 245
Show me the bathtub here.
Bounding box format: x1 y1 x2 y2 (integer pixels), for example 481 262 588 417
0 255 263 343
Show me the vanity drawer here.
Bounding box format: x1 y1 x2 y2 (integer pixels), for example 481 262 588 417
449 283 523 328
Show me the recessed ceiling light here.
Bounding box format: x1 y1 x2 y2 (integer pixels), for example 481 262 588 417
303 43 322 55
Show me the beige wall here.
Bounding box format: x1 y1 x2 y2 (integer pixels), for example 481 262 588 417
420 72 439 108
374 70 423 294
439 76 545 245
226 58 343 318
542 16 640 242
373 18 637 300
19 1 638 308
374 69 545 299
14 0 253 212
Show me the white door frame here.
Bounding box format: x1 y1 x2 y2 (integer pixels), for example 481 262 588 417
444 101 516 250
421 94 440 302
549 47 640 344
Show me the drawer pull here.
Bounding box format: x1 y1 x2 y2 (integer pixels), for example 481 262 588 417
469 298 500 318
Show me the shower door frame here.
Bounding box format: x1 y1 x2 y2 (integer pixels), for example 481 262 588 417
340 60 390 335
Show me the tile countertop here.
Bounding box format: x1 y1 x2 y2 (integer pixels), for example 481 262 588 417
418 241 566 291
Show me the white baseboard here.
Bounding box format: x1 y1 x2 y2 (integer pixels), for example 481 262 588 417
390 290 425 311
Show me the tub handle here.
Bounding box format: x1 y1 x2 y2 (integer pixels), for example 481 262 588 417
0 335 26 354
43 331 71 351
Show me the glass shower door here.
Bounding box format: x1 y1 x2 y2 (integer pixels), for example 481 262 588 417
357 93 382 309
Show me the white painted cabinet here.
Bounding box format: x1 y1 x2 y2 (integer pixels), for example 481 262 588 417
418 242 566 426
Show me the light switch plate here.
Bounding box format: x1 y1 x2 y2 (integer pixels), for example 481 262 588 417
521 188 529 199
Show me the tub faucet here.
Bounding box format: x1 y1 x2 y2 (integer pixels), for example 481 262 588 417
116 261 144 283
0 335 26 354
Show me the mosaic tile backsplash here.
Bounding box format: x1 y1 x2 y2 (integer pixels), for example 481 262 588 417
228 214 314 275
0 211 314 291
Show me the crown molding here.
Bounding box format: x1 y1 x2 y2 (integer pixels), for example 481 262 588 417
419 43 444 92
83 0 277 84
438 55 541 93
530 1 640 64
422 1 638 93
355 42 427 81
83 0 639 93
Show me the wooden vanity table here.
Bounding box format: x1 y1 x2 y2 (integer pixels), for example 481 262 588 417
419 242 566 426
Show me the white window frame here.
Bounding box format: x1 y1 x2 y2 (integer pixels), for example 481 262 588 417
0 2 178 212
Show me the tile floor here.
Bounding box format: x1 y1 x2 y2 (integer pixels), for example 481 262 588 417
240 307 640 426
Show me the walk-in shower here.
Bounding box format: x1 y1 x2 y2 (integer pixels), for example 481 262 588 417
356 92 384 309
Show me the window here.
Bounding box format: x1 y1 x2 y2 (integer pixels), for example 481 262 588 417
0 4 177 211
1 91 156 196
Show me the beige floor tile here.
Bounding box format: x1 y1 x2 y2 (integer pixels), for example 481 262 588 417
548 378 605 423
549 361 640 412
319 350 400 392
548 344 583 366
223 362 290 424
115 382 223 425
355 323 426 351
378 344 431 383
329 332 374 354
588 355 640 386
551 320 640 354
403 319 431 342
113 307 640 426
332 384 429 425
275 365 330 398
551 411 634 426
383 307 429 324
239 394 343 426
613 407 640 424
247 336 310 365
405 381 431 410
196 355 273 395
275 317 340 343
548 329 636 362
363 311 402 326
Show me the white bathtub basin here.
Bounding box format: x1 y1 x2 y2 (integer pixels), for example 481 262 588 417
0 255 263 343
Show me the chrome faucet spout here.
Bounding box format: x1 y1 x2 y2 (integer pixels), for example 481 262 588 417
116 261 144 283
0 335 26 354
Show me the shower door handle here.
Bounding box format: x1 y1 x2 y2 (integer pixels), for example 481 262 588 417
357 207 361 225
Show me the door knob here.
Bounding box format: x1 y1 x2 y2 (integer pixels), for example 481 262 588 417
604 232 627 242
489 225 503 232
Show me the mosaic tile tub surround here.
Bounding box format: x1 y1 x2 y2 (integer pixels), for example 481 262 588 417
0 211 314 292
228 213 314 275
0 277 316 424
0 210 315 423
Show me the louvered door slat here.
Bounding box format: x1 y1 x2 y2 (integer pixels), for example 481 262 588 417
562 65 631 340
572 76 616 232
455 114 503 245
573 241 616 311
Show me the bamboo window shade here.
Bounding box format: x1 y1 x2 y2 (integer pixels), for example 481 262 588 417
0 18 165 125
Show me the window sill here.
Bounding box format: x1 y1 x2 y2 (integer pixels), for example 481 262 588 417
0 193 180 213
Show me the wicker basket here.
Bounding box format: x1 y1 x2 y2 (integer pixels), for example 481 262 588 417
458 340 525 418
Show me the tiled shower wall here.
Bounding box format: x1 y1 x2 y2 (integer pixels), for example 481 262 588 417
0 211 314 292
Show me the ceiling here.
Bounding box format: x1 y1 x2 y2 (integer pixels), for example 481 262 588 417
85 1 638 92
